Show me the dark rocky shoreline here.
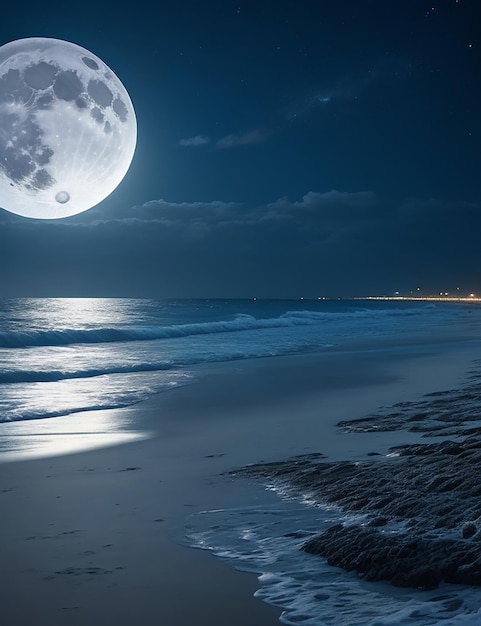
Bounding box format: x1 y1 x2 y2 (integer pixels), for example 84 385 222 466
235 370 481 591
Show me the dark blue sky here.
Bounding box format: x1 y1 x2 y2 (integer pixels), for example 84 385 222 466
0 0 479 298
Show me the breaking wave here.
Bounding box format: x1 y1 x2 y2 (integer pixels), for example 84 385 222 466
0 361 175 384
0 307 438 349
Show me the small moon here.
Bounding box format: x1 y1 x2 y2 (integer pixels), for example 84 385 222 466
0 37 137 219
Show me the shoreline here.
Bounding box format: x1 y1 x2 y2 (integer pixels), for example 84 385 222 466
1 332 481 625
233 367 481 611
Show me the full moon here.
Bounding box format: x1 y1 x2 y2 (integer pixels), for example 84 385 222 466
0 37 136 219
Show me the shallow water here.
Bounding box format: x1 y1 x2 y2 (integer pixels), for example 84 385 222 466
186 493 481 625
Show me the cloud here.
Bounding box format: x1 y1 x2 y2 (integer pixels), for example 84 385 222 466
1 192 480 298
216 128 269 149
79 190 376 230
178 135 210 147
177 129 269 151
177 57 411 150
285 56 411 121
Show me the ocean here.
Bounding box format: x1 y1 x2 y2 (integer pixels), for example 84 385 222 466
0 297 474 424
1 297 481 625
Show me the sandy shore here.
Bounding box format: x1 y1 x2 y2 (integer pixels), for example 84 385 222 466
1 332 480 625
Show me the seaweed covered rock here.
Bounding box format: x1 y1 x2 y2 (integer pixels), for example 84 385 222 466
237 435 481 590
302 524 481 589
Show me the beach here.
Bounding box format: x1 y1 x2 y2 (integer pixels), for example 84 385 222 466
2 322 481 626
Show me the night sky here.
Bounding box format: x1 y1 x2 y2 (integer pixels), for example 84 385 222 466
0 0 479 298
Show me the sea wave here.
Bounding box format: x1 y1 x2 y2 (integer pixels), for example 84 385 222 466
0 360 175 383
0 341 334 384
0 370 190 423
0 307 437 349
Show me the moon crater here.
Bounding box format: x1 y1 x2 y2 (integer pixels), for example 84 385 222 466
87 79 113 107
55 191 70 203
23 62 58 89
81 56 99 71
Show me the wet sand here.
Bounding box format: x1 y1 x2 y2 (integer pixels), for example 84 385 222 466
1 333 480 625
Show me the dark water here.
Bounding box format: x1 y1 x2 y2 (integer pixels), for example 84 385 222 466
0 297 472 423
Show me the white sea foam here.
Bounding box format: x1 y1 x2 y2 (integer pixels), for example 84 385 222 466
185 500 481 625
0 370 190 423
